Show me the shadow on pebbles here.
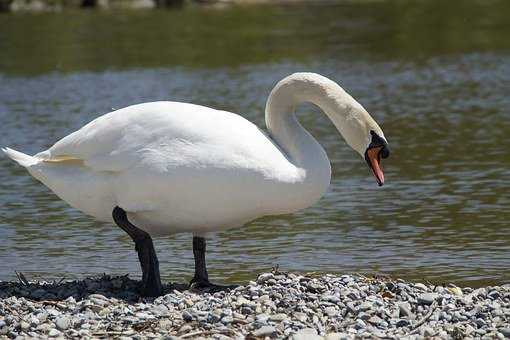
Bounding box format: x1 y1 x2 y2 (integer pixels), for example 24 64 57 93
0 271 509 339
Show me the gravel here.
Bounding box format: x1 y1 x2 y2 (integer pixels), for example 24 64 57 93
0 271 509 339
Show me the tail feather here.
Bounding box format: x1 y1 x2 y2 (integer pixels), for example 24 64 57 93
2 147 39 167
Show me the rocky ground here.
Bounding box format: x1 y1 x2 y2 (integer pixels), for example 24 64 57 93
0 270 509 339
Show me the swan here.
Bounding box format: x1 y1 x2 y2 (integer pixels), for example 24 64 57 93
3 72 389 296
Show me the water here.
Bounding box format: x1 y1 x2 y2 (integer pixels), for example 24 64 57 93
1 1 509 287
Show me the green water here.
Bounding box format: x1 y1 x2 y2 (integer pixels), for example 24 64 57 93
0 1 509 287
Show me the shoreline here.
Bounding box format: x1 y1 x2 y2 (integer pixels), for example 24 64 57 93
1 271 509 339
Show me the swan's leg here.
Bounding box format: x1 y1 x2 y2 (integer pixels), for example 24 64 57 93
189 236 238 292
112 206 162 297
190 236 210 287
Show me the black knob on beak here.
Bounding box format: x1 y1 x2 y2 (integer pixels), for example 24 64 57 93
380 146 390 159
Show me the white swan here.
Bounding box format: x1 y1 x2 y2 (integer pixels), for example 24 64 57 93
3 72 389 296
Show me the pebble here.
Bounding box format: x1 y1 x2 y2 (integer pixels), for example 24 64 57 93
20 321 30 331
55 316 71 331
182 310 193 322
0 272 508 339
269 313 287 321
418 293 438 305
398 302 414 318
422 327 435 337
257 273 274 284
48 328 61 337
294 312 307 322
324 333 346 340
414 283 428 291
293 328 320 340
500 328 510 337
324 306 337 317
253 325 276 337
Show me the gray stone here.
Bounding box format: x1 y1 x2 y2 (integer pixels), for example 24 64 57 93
36 323 52 333
253 325 276 337
368 315 383 325
20 321 30 331
395 319 410 327
294 312 307 322
359 301 372 311
151 304 169 315
422 327 435 337
322 294 340 303
500 328 510 337
269 313 287 322
324 333 347 340
48 328 61 337
36 312 48 322
256 313 269 323
257 273 274 284
221 315 233 324
182 310 193 322
55 316 71 331
324 306 337 317
415 283 428 291
293 328 320 340
355 319 366 329
417 293 438 305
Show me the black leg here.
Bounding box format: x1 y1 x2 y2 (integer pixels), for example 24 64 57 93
189 236 238 292
190 236 210 287
112 206 162 297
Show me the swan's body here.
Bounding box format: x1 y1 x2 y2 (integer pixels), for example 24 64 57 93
3 73 389 295
5 101 329 235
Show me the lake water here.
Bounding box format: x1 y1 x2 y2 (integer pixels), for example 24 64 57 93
0 1 509 287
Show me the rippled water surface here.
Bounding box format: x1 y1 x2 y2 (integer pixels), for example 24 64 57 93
1 1 509 287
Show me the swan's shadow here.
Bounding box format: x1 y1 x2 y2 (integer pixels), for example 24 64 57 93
0 274 234 302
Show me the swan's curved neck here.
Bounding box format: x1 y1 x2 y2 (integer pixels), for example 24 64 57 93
265 74 354 171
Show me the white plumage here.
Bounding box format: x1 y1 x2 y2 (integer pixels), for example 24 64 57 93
3 73 387 236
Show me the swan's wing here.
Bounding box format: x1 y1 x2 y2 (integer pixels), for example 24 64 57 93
38 102 209 172
38 101 291 177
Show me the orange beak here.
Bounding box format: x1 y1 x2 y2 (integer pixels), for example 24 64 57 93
366 146 384 186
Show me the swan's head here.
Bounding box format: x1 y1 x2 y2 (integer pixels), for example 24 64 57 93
329 101 390 186
266 72 390 186
363 129 390 186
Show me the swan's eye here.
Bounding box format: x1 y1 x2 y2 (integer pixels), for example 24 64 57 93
368 130 388 153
